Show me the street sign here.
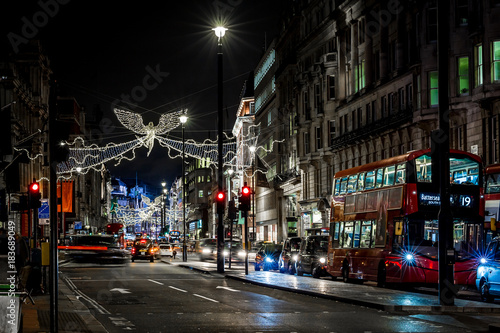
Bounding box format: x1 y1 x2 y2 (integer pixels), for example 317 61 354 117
38 200 49 219
74 221 82 230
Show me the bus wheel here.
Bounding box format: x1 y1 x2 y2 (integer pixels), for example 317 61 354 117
377 263 386 288
480 280 494 302
342 262 349 283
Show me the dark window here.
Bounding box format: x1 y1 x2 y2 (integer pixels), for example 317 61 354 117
328 75 336 99
427 1 437 43
456 0 468 26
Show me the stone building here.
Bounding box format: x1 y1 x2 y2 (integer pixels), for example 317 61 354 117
250 0 500 239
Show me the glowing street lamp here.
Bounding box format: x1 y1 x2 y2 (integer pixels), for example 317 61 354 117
214 25 227 273
180 114 188 262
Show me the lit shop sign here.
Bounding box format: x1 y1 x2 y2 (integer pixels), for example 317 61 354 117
419 192 474 208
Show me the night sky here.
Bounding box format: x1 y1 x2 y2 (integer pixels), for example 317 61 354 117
1 0 281 188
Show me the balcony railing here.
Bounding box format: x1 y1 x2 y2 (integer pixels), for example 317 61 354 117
273 169 300 187
329 107 413 150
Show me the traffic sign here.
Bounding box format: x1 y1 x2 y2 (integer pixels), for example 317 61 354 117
38 200 49 219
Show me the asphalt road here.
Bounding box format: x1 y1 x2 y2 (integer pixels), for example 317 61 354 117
60 259 498 333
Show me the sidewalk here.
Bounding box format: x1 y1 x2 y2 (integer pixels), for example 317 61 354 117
21 273 108 333
163 257 500 314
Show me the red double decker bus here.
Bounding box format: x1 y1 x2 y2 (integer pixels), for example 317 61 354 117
327 149 484 287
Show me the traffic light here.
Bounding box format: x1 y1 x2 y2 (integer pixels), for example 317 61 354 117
216 190 225 213
28 181 42 208
239 184 251 211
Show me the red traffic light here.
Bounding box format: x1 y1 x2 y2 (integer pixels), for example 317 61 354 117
30 182 39 192
216 191 225 201
242 186 251 195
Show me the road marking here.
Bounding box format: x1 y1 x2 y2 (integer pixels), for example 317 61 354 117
216 286 240 292
148 279 164 285
193 294 219 303
169 286 188 293
64 277 110 315
110 288 131 294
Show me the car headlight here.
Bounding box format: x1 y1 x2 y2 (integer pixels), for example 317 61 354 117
223 250 229 256
480 257 487 264
292 255 298 261
319 257 326 264
405 253 414 261
238 251 246 257
265 257 273 263
202 248 211 254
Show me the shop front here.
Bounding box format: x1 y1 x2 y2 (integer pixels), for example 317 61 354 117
298 198 330 237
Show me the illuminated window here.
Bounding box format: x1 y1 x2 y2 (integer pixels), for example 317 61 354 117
492 41 500 82
457 56 469 95
475 44 483 87
198 190 203 198
429 71 439 107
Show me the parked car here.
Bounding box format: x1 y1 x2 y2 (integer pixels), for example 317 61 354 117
254 243 281 271
476 237 500 302
279 237 302 274
131 238 161 262
197 238 217 261
295 235 329 278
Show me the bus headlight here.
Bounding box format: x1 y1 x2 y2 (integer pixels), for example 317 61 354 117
238 251 246 257
223 250 229 256
292 255 298 261
319 257 326 264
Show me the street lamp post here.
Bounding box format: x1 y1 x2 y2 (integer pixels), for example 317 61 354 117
213 26 227 273
249 145 256 241
180 114 188 262
161 182 166 235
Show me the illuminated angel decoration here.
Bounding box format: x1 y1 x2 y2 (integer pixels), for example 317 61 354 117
114 108 187 156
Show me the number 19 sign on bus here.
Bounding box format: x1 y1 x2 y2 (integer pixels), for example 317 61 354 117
327 149 484 287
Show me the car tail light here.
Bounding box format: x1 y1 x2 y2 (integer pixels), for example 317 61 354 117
131 248 136 254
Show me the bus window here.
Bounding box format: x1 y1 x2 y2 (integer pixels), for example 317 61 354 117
353 221 361 247
395 164 406 184
371 221 377 248
449 156 480 185
365 171 375 190
486 173 500 194
338 222 344 247
334 179 340 196
454 222 465 252
357 172 365 192
424 220 438 245
416 154 431 182
347 175 358 193
375 168 384 188
383 165 395 186
343 222 354 248
360 221 372 248
340 177 348 194
452 169 467 184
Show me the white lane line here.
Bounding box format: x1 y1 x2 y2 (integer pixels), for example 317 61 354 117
148 279 164 285
64 277 110 315
169 286 188 293
216 286 240 292
193 294 219 303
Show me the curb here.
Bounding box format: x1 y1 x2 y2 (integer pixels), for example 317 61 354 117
164 260 500 314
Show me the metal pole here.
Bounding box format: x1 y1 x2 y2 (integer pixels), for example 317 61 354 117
48 79 58 333
182 123 187 262
437 0 455 306
244 209 248 275
216 34 225 273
